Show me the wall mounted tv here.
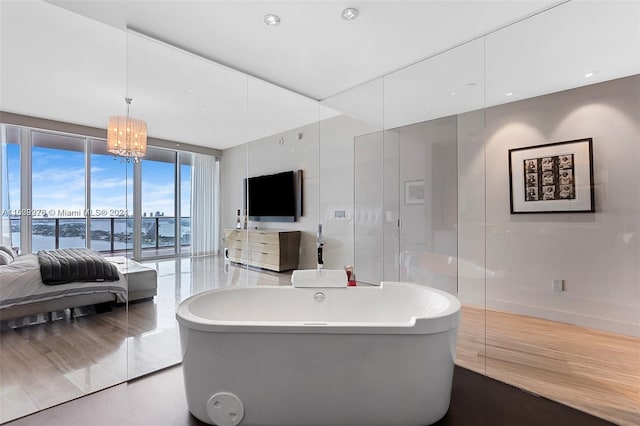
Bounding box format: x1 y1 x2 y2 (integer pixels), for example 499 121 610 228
245 170 302 222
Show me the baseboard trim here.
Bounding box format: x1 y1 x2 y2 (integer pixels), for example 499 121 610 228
484 298 639 337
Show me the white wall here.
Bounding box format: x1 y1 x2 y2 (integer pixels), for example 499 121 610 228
221 72 639 337
220 122 319 269
476 75 640 336
220 112 382 272
219 141 247 243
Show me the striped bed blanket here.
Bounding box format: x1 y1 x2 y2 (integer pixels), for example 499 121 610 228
37 248 120 285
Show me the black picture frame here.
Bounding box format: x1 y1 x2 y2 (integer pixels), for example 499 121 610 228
508 138 594 214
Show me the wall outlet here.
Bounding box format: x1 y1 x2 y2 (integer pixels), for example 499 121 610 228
552 279 564 292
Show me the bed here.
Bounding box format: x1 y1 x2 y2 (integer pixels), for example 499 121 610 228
0 249 128 321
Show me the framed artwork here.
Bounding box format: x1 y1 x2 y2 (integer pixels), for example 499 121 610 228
404 180 424 205
508 138 594 214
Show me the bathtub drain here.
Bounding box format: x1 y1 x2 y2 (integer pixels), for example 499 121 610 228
207 392 244 426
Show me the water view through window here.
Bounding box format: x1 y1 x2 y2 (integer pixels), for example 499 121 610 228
5 128 192 255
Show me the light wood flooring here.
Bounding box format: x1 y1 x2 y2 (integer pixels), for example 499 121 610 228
1 256 638 425
457 306 640 426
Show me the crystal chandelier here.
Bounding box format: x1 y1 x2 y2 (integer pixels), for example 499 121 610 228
107 97 147 162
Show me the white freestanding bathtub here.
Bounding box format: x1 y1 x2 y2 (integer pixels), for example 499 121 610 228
176 281 461 426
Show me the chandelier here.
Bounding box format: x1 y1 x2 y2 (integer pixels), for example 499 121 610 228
107 97 147 162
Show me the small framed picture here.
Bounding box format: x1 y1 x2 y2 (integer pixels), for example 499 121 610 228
508 138 594 214
404 180 424 205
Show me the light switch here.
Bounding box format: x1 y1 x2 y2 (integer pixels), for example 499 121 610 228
552 279 564 292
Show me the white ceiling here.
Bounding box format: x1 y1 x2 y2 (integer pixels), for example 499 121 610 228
1 1 639 149
45 0 566 101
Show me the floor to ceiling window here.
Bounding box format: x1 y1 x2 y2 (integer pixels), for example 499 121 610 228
140 148 194 258
179 152 192 254
90 138 133 253
141 147 176 257
31 131 86 251
1 125 21 249
2 124 206 258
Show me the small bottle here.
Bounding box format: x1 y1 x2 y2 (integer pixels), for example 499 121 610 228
235 209 242 229
345 265 357 286
243 209 248 230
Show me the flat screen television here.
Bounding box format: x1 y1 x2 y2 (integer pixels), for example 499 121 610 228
245 170 301 222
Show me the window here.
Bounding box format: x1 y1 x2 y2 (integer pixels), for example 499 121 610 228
31 131 86 251
90 139 133 253
2 123 213 258
141 147 176 256
179 153 193 254
1 126 21 250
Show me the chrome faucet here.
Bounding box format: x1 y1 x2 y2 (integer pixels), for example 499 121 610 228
317 224 324 270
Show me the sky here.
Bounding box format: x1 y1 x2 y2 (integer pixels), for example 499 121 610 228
5 143 191 218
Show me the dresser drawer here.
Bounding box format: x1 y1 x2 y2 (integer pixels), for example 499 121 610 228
224 229 301 272
248 231 280 245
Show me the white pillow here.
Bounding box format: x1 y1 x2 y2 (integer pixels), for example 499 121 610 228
0 250 13 265
0 245 16 259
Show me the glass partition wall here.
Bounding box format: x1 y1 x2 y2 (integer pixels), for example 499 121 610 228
318 2 639 425
319 79 385 282
1 1 638 425
0 2 130 422
124 28 248 377
480 2 640 424
246 79 320 279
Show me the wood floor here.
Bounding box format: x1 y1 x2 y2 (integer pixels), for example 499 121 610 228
1 256 638 425
457 306 640 426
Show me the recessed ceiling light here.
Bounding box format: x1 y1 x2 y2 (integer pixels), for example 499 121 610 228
450 91 456 96
264 14 280 26
341 8 359 21
584 72 595 78
505 92 514 96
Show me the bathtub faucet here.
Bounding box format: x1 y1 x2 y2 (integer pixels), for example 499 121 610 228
317 224 324 270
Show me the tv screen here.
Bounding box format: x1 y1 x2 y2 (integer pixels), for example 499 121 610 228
247 171 297 222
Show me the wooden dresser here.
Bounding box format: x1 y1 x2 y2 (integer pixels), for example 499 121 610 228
224 228 301 272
